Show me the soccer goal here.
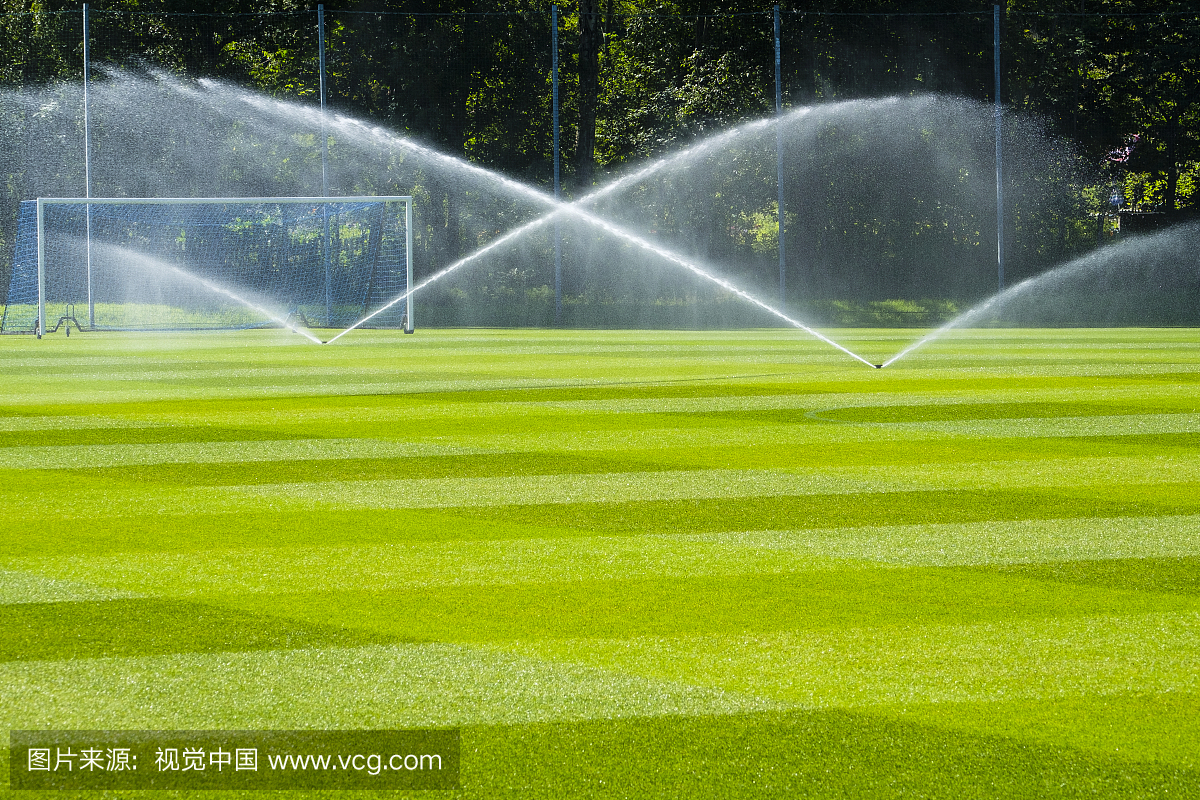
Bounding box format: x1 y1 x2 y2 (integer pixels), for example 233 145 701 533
1 196 414 337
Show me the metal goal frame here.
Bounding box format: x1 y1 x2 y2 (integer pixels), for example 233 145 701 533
34 195 414 336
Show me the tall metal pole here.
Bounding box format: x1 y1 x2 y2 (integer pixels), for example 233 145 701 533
552 5 562 325
318 5 328 198
994 4 1005 293
83 3 94 328
774 5 786 308
319 4 331 325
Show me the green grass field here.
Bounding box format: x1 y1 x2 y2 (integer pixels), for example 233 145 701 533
2 326 1199 798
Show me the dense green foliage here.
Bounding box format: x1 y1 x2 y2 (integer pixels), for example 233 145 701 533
3 2 1195 204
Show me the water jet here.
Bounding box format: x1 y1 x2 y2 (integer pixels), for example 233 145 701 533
1 70 1093 368
879 223 1200 367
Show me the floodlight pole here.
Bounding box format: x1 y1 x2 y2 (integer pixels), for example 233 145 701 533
552 4 562 325
83 3 94 328
994 4 1005 293
774 5 786 308
319 4 332 326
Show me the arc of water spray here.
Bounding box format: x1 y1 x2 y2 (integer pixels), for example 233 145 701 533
326 196 876 367
559 208 879 368
877 232 1179 368
174 75 881 363
69 75 965 365
163 264 323 344
95 241 323 344
281 91 787 219
878 271 1043 368
319 107 874 364
206 71 898 224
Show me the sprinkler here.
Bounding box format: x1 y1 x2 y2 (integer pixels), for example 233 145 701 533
873 364 883 369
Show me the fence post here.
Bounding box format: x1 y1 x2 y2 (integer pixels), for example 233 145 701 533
83 3 94 328
774 5 786 308
319 5 329 197
319 4 331 324
994 4 1005 293
553 5 562 324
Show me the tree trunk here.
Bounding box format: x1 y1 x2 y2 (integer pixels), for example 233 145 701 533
1164 112 1179 215
575 0 601 188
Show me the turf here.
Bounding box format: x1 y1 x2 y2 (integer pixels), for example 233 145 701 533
1 326 1199 798
0 599 399 662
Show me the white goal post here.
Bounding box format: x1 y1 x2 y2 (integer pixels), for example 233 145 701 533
15 196 413 337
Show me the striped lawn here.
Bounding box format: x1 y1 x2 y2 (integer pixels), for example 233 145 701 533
1 327 1199 798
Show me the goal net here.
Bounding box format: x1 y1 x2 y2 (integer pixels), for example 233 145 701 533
1 197 413 336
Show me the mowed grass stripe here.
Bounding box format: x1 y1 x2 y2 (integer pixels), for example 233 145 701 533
466 411 1200 456
452 485 1200 535
10 389 1190 439
4 399 1198 444
1 431 1195 485
9 518 1200 597
213 461 1200 510
499 611 1200 707
0 509 570 559
462 709 1200 798
0 642 774 732
0 438 484 470
8 519 1200 603
10 464 1200 519
811 399 1200 423
886 693 1200 770
2 617 1196 761
0 426 317 449
0 599 400 663
4 361 1198 417
204 568 1200 642
145 398 1200 440
1 652 1196 791
6 415 1199 470
4 391 1195 434
4 488 1200 562
7 613 1189 744
781 516 1200 566
33 452 678 486
0 535 844 598
0 568 138 604
978 557 1200 595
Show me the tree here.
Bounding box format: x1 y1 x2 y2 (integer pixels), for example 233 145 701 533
1007 0 1200 216
576 0 602 187
1106 10 1200 214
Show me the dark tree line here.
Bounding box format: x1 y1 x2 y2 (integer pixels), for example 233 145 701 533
3 1 1196 207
